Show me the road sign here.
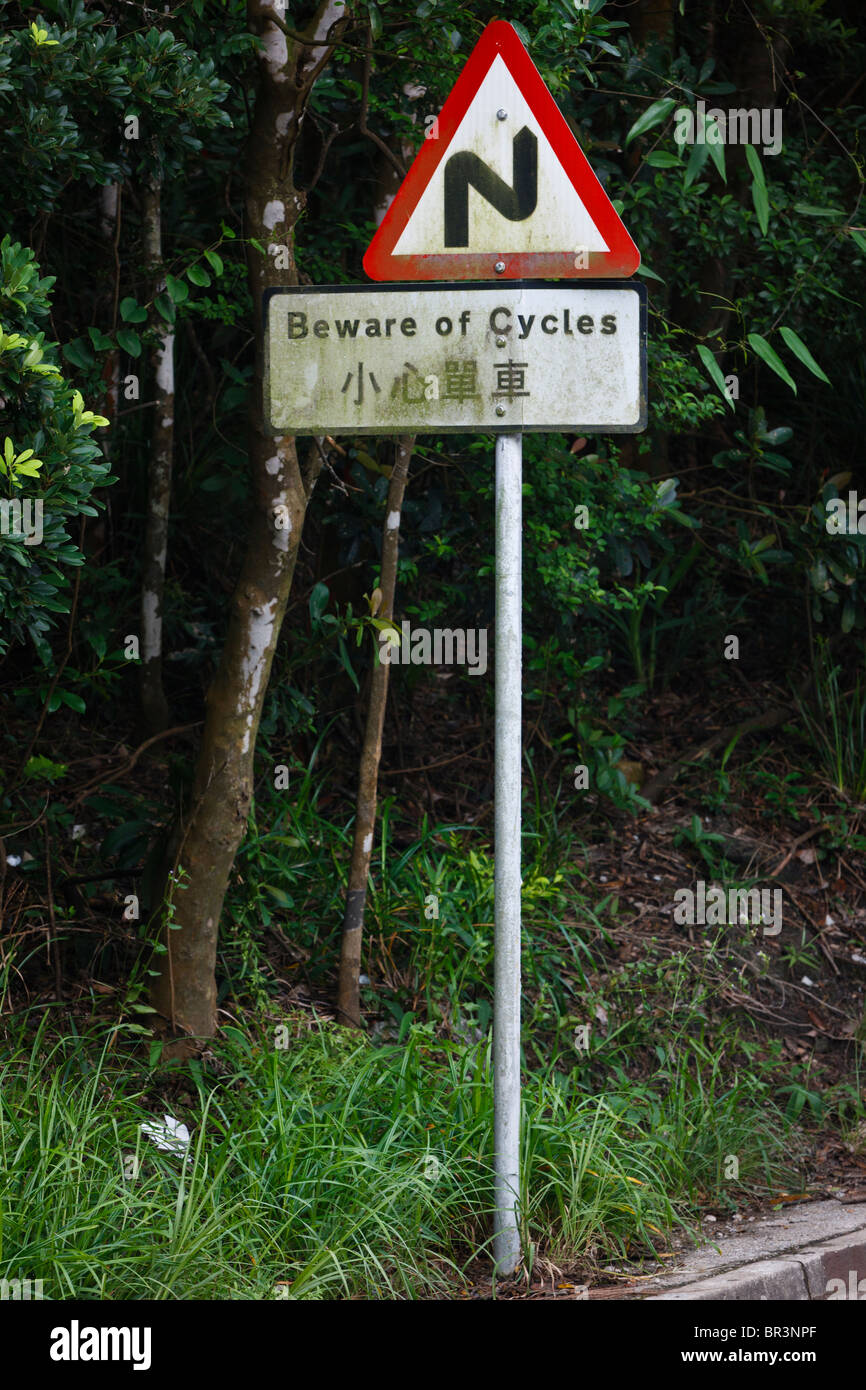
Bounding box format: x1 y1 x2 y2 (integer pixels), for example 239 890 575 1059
264 281 646 434
363 20 640 281
269 22 647 1277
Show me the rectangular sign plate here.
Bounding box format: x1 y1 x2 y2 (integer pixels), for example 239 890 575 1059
264 281 646 435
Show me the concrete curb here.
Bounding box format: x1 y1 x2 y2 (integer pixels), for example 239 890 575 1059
647 1227 866 1301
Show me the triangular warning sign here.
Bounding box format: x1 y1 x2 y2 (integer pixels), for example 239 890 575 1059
364 21 639 281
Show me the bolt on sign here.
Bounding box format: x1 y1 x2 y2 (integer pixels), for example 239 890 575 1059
264 282 646 434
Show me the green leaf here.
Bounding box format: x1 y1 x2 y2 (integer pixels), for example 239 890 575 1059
746 144 769 235
778 326 831 385
59 689 86 713
683 138 710 188
751 178 769 236
62 338 94 370
697 344 735 412
120 297 148 323
186 264 211 287
707 133 726 183
368 1 382 39
751 534 775 554
747 333 797 393
635 263 664 283
87 326 113 352
154 293 176 324
85 626 107 659
644 151 681 168
116 329 141 357
309 581 329 622
337 635 360 691
204 249 224 276
625 97 677 146
758 426 793 445
655 477 679 508
793 203 843 218
165 274 189 304
850 229 866 255
23 755 68 783
265 885 294 909
744 144 766 191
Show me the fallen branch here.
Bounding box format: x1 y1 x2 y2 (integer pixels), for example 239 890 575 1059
72 723 201 802
642 703 794 804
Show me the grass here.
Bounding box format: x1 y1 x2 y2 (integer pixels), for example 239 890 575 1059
0 736 824 1301
793 641 866 801
225 741 609 1035
0 1013 798 1300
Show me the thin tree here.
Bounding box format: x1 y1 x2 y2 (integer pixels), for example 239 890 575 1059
140 164 173 734
336 436 413 1027
150 0 348 1045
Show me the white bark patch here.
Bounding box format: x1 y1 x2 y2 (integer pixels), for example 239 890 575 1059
265 455 281 475
260 21 289 80
272 503 292 552
363 832 373 854
155 333 175 394
271 467 294 551
373 194 392 228
387 510 401 529
161 417 172 429
240 597 279 753
301 0 343 76
263 199 285 231
100 183 119 239
142 591 161 662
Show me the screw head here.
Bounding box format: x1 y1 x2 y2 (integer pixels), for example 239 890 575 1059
495 405 506 417
494 260 506 274
496 336 507 347
497 109 508 121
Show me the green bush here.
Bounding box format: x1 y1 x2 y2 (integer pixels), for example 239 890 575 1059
0 235 112 661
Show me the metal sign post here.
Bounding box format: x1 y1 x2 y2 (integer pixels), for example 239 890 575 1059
493 430 522 1274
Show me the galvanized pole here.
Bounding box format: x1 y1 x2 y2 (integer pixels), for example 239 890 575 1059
493 430 522 1275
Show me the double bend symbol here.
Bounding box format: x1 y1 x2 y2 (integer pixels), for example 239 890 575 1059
443 127 538 247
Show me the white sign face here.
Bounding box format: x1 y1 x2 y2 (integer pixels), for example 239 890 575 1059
265 283 646 435
394 58 608 259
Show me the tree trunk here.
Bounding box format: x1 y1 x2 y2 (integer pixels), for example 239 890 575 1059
619 0 676 481
140 172 173 735
632 0 674 46
149 0 346 1046
99 182 121 430
336 436 413 1027
335 107 420 1028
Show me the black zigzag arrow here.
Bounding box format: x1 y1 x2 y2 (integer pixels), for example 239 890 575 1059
443 126 538 247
